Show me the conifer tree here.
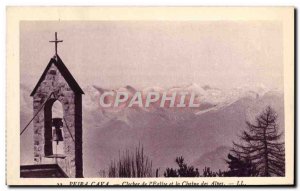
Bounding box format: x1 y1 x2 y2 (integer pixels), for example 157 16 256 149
164 156 199 177
232 106 285 176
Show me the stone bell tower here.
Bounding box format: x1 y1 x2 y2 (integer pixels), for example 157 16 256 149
30 32 84 178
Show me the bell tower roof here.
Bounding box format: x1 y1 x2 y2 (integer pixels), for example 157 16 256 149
30 55 84 96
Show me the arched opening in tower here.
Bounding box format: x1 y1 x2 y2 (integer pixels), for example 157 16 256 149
51 100 65 158
44 98 66 160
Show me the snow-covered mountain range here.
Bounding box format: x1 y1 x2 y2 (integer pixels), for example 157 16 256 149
20 83 284 177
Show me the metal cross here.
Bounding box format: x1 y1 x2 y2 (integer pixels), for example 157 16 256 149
49 32 63 56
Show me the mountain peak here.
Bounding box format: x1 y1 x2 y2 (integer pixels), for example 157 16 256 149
184 83 206 95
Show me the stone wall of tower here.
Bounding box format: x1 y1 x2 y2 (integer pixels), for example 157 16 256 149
32 63 82 178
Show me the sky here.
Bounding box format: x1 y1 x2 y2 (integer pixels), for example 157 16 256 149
20 21 283 91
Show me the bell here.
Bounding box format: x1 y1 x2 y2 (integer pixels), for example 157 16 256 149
52 118 64 144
